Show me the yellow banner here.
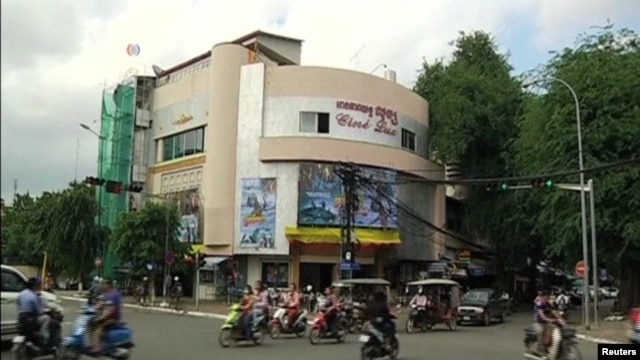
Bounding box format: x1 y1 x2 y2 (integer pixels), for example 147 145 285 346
284 226 400 245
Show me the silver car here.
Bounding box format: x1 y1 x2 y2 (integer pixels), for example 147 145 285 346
1 264 64 342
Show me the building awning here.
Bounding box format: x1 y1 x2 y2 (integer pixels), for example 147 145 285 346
285 226 400 245
201 256 228 270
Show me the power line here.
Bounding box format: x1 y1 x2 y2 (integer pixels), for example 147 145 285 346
353 171 489 253
390 157 640 186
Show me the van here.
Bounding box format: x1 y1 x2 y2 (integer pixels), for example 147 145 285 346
1 264 64 342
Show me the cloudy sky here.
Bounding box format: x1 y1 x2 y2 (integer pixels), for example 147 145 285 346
1 0 638 203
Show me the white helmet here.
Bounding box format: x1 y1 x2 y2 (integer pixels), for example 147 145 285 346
174 276 179 281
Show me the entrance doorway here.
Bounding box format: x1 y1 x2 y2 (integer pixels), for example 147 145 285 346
299 263 334 292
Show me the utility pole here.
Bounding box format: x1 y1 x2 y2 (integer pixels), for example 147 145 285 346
335 163 359 279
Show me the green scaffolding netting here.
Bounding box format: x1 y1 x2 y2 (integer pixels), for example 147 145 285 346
98 84 136 278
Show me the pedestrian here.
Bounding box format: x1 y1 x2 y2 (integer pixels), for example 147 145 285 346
226 264 239 304
170 276 183 310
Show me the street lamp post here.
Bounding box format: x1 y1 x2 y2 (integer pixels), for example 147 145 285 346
80 123 107 275
524 77 590 328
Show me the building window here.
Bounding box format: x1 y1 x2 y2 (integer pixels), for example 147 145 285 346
299 112 330 134
401 128 416 151
161 127 205 162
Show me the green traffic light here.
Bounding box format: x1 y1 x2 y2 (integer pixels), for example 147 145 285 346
500 183 509 190
545 179 554 188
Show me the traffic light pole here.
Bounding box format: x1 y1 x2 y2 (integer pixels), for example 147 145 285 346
499 179 599 327
97 150 105 277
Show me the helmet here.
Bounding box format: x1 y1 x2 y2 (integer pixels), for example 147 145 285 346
143 277 148 281
93 276 101 282
418 286 423 294
174 276 179 281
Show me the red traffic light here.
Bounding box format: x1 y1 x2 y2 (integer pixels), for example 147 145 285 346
105 181 123 194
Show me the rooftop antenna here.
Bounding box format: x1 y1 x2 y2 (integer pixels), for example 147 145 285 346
349 44 367 69
370 63 387 74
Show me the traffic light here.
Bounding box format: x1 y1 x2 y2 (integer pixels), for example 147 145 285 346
84 176 105 186
531 178 554 189
105 180 123 194
127 184 144 193
486 182 510 192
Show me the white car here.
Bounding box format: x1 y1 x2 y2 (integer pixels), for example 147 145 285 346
601 286 619 299
1 264 64 342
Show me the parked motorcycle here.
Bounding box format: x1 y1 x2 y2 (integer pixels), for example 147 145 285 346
523 325 582 360
308 307 346 344
405 304 429 333
12 309 63 360
219 304 264 347
58 305 134 360
269 306 308 339
359 322 400 360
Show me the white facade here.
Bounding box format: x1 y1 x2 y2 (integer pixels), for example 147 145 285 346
234 63 298 255
262 97 429 158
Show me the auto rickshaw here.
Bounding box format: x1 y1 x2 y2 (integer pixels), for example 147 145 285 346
404 279 460 332
331 278 392 333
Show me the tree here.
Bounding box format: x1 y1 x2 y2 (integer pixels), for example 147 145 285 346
110 200 188 300
515 27 640 310
413 31 529 279
37 183 103 283
1 193 46 266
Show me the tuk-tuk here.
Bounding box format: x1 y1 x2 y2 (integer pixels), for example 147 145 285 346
330 278 392 333
404 279 460 332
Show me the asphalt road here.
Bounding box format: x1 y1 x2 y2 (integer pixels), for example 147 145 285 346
1 299 603 360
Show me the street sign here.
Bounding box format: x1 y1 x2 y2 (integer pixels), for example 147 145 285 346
575 260 585 278
165 251 175 266
340 261 361 271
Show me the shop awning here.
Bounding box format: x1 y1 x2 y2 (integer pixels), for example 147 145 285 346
200 256 228 270
285 226 400 245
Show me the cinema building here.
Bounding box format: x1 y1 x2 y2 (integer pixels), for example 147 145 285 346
128 31 447 293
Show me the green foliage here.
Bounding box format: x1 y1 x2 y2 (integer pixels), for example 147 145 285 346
414 30 527 269
414 27 640 308
515 27 640 308
1 184 104 279
110 200 190 279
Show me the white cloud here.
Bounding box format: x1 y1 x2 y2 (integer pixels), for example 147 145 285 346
0 0 637 201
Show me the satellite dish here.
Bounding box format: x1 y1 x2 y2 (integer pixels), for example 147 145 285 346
152 65 165 76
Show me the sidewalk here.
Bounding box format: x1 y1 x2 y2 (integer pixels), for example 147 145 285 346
568 304 629 344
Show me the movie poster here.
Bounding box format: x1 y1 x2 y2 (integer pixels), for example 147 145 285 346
297 163 398 228
166 188 203 244
238 178 277 249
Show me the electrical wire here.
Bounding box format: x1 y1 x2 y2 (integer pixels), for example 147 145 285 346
354 157 640 186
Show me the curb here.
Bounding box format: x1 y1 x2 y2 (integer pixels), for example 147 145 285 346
575 333 623 344
60 296 317 324
60 296 227 320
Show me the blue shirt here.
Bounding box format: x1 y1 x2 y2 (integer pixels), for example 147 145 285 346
17 289 44 315
104 289 122 321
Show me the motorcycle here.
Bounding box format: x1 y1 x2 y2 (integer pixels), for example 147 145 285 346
59 305 134 360
219 304 264 347
405 304 429 333
359 322 400 360
269 306 308 339
12 309 63 360
308 307 346 345
523 325 582 360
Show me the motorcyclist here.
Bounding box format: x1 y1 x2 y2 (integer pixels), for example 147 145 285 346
241 285 256 340
87 276 103 305
322 286 341 335
532 290 563 360
284 283 301 329
90 279 122 354
409 286 428 323
17 277 51 350
253 281 268 328
365 290 396 351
